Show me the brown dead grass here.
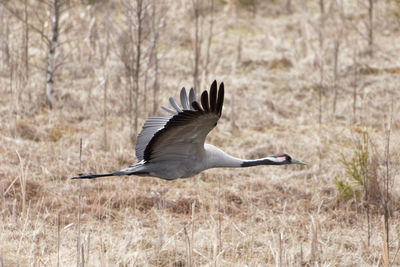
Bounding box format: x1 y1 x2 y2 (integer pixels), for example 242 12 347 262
1 0 400 266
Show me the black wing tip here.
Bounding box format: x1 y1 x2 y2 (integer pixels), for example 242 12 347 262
197 80 225 116
209 81 217 112
191 101 203 112
201 90 210 112
216 81 224 116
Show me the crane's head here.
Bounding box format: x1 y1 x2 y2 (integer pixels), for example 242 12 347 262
272 154 306 165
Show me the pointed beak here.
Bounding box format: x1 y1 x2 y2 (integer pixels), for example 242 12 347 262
291 159 307 165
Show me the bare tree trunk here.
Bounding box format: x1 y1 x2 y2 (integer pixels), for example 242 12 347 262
332 39 339 115
151 0 166 116
46 0 60 109
133 0 143 137
286 0 292 14
4 16 9 69
103 74 108 150
122 1 134 139
102 4 111 151
203 0 214 85
236 36 242 64
151 1 159 116
0 2 10 71
367 0 373 56
319 0 324 49
318 0 324 125
23 0 29 81
0 3 3 70
352 49 358 124
318 61 323 126
152 49 159 115
192 0 201 93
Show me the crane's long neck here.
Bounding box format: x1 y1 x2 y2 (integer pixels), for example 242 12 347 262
204 144 284 169
240 158 285 167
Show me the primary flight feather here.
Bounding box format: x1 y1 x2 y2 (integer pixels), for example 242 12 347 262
73 81 305 180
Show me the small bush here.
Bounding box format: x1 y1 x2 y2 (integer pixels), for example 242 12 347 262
336 133 380 206
334 179 361 201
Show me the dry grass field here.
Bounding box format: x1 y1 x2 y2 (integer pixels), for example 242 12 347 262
1 0 400 266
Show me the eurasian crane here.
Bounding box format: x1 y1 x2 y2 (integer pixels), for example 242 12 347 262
73 81 305 180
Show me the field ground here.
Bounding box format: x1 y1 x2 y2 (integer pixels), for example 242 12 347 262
1 0 400 266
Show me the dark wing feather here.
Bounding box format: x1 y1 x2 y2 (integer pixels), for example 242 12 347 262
191 101 203 112
201 91 210 112
141 81 224 162
216 82 224 115
209 80 217 112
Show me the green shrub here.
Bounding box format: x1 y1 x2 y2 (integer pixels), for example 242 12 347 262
334 179 360 201
336 133 368 201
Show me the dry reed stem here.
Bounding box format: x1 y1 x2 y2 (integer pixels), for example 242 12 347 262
15 150 26 217
77 138 82 267
1 184 5 218
57 213 60 267
382 215 389 267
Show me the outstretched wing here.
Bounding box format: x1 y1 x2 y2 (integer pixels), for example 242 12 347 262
135 86 196 161
135 81 224 162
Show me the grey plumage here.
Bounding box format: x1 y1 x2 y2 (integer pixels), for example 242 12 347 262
135 116 170 161
189 88 195 106
72 80 305 181
169 97 182 113
161 106 177 115
180 88 190 110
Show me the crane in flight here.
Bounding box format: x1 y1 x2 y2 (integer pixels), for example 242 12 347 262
73 81 305 180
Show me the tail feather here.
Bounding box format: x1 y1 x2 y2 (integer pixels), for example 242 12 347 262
72 172 116 179
72 162 147 180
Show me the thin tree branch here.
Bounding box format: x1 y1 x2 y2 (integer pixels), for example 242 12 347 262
2 3 50 44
